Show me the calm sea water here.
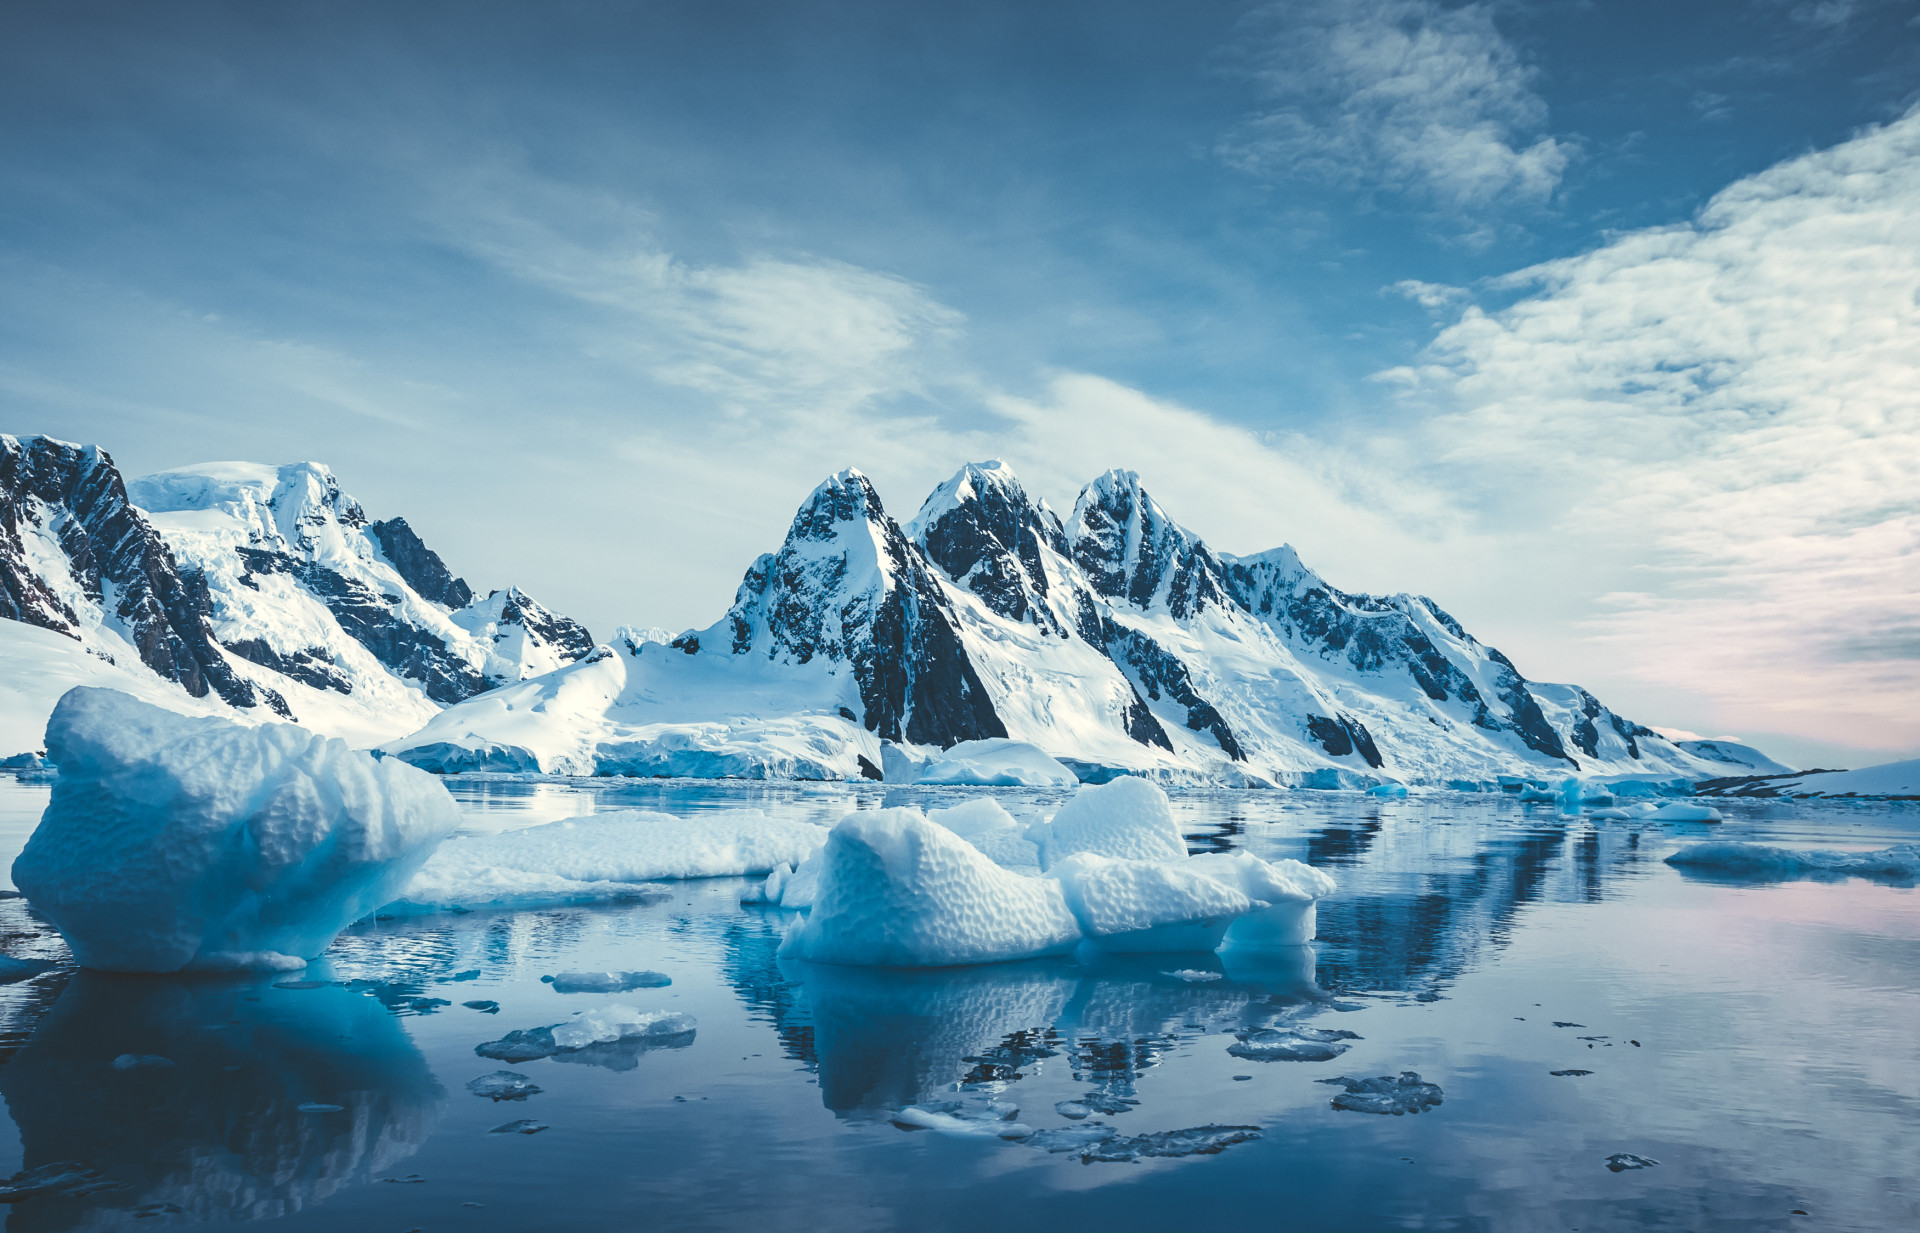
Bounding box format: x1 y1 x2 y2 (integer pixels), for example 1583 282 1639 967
0 773 1913 1232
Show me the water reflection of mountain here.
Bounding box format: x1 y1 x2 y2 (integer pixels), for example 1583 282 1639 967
0 973 444 1229
1287 805 1662 995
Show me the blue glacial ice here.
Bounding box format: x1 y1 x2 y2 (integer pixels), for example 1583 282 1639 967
12 688 459 972
1666 841 1919 881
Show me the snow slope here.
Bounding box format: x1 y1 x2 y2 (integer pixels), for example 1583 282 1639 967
1695 758 1920 800
0 619 238 756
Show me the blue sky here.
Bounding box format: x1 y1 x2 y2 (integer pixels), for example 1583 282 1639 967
3 0 1918 767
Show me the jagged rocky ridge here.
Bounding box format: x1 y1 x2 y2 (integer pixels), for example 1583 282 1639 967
0 436 593 750
389 459 1731 786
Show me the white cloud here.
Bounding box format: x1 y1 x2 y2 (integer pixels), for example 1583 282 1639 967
1383 107 1920 753
1221 0 1571 214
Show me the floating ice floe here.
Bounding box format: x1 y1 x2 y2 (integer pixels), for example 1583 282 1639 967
1641 802 1722 822
1020 1123 1263 1162
1319 1072 1444 1115
913 738 1078 788
1227 1026 1361 1063
543 970 672 994
891 1103 1032 1138
475 1005 697 1063
1665 841 1920 882
1605 1153 1658 1172
778 779 1336 967
394 810 827 913
466 1071 542 1101
12 688 459 972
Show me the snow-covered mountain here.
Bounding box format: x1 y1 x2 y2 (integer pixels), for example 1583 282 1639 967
0 436 593 751
390 459 1742 786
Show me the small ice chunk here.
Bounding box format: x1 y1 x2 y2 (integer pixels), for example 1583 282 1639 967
1549 1069 1594 1077
1227 1026 1360 1062
547 1006 697 1051
466 1071 542 1101
1557 778 1584 815
1034 777 1188 869
1517 785 1555 802
489 1119 548 1135
890 1106 1033 1138
1163 969 1222 982
109 1054 173 1070
1368 784 1408 798
475 1028 559 1063
1319 1072 1444 1115
463 1000 500 1013
779 809 1082 967
1644 802 1722 822
1022 1124 1121 1153
12 688 460 972
1587 808 1632 820
1054 1100 1091 1120
1605 1153 1658 1172
543 970 672 994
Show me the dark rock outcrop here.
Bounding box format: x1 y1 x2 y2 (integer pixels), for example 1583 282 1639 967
369 517 474 609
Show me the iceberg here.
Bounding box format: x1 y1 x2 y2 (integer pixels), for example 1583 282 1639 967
394 810 828 912
12 688 458 972
926 797 1042 870
913 738 1079 787
1643 802 1722 822
778 808 1084 967
1190 850 1337 948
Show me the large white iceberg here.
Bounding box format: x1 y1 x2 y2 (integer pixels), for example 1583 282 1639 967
13 688 458 972
778 808 1083 967
395 810 829 912
778 778 1338 967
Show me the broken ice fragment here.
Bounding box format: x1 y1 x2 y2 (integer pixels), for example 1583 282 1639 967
467 1071 542 1101
489 1119 548 1135
1319 1072 1444 1115
1605 1153 1659 1171
1552 1022 1585 1028
1162 969 1222 982
1227 1026 1361 1062
542 970 672 994
463 1000 500 1013
890 1106 1032 1138
1054 1100 1091 1120
1079 1125 1262 1162
475 1027 559 1063
1549 1069 1594 1077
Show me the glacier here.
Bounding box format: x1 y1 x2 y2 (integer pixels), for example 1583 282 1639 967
12 688 459 971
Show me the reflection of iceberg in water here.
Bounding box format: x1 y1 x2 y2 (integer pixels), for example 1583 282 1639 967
786 945 1323 1116
0 973 444 1229
788 960 1078 1113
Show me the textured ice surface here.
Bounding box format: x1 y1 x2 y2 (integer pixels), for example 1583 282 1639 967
1227 1026 1361 1062
1191 850 1336 948
915 739 1078 787
1077 1125 1262 1162
396 810 826 912
1049 852 1251 952
1319 1072 1444 1114
543 970 672 994
1666 841 1920 881
1036 776 1189 869
779 808 1082 966
13 688 458 972
926 797 1041 870
465 1071 541 1101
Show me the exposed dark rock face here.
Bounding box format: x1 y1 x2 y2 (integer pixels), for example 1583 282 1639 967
719 470 1005 748
1103 618 1241 760
0 435 272 712
1069 470 1234 620
297 559 489 705
369 517 474 609
913 462 1071 634
1306 714 1384 768
480 587 596 669
222 638 352 695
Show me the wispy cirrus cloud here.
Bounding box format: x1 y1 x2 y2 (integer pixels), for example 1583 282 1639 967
1219 0 1573 220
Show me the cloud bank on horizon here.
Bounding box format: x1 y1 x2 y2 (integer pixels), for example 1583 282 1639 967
0 0 1915 767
